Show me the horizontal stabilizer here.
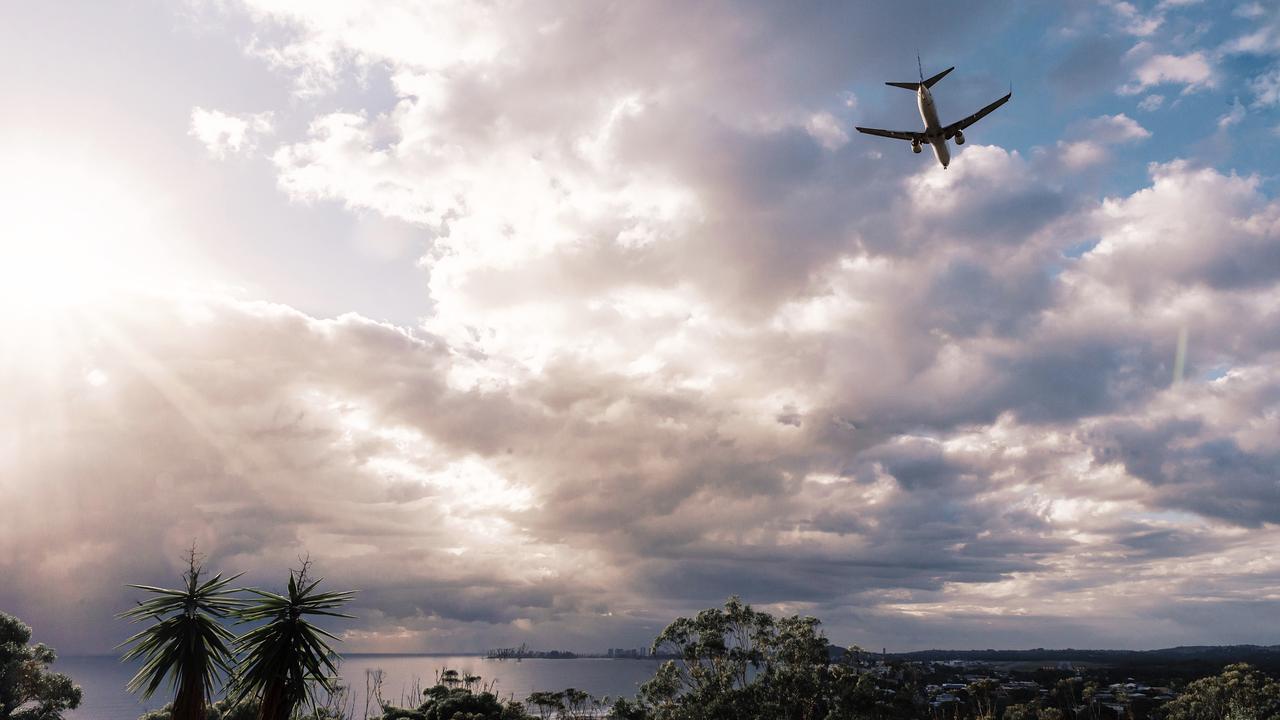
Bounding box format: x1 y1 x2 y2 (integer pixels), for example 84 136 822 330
923 66 954 88
886 81 921 90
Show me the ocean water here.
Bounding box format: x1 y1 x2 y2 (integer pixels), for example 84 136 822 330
56 654 664 720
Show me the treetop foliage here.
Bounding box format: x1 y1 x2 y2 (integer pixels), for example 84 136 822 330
0 610 82 720
119 550 356 720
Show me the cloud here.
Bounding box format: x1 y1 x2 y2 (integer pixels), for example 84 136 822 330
7 1 1280 656
1233 2 1264 19
1138 94 1166 111
1233 2 1267 20
1119 46 1217 95
1086 365 1280 527
1083 160 1280 294
1080 114 1153 143
1250 66 1280 107
1103 0 1164 36
805 112 850 151
1218 97 1247 129
0 295 617 651
1058 141 1110 169
12 152 1274 653
1054 114 1151 170
189 107 274 159
1222 11 1280 54
204 2 1280 654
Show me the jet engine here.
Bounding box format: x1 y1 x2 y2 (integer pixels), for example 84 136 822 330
911 140 922 154
954 130 965 145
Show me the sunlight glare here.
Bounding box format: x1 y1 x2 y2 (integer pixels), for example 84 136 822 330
0 149 171 320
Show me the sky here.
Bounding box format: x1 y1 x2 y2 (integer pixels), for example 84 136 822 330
1 0 1279 655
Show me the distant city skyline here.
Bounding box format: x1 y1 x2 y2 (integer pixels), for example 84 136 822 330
2 1 1279 655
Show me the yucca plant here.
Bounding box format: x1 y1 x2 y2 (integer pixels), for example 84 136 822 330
231 566 355 720
118 553 243 720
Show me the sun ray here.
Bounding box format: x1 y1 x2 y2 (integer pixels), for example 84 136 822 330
0 145 235 492
92 303 276 480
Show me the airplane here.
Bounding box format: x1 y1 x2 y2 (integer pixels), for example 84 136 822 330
855 59 1011 169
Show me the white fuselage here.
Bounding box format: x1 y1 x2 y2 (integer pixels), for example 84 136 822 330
917 86 950 169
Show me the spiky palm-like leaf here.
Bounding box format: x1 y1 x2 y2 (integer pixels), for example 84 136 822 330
117 563 243 720
231 571 355 720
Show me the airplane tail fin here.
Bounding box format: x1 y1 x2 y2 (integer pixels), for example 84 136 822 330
886 81 921 91
922 66 954 89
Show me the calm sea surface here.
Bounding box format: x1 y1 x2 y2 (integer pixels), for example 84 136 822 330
57 654 664 720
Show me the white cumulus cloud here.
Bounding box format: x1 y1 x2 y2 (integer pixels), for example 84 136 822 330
189 107 275 159
1119 47 1217 95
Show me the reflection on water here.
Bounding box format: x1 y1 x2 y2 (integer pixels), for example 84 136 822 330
60 654 664 720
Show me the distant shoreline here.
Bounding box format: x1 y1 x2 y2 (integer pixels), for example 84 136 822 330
63 652 487 659
62 644 1280 661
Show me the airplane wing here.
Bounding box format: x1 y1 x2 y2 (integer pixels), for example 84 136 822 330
854 127 925 142
942 92 1012 139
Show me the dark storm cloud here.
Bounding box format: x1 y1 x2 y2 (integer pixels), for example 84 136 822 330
997 337 1169 422
1090 419 1280 527
1113 527 1222 559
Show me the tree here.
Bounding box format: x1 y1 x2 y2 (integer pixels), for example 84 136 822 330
230 563 355 720
638 596 775 719
754 615 835 720
1083 681 1102 720
139 697 354 720
635 597 841 720
1004 703 1039 720
0 611 81 719
136 696 259 720
525 691 564 720
1051 678 1079 717
609 697 648 720
118 550 242 720
1161 663 1280 720
373 671 533 720
825 668 885 720
560 688 597 720
967 678 999 719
